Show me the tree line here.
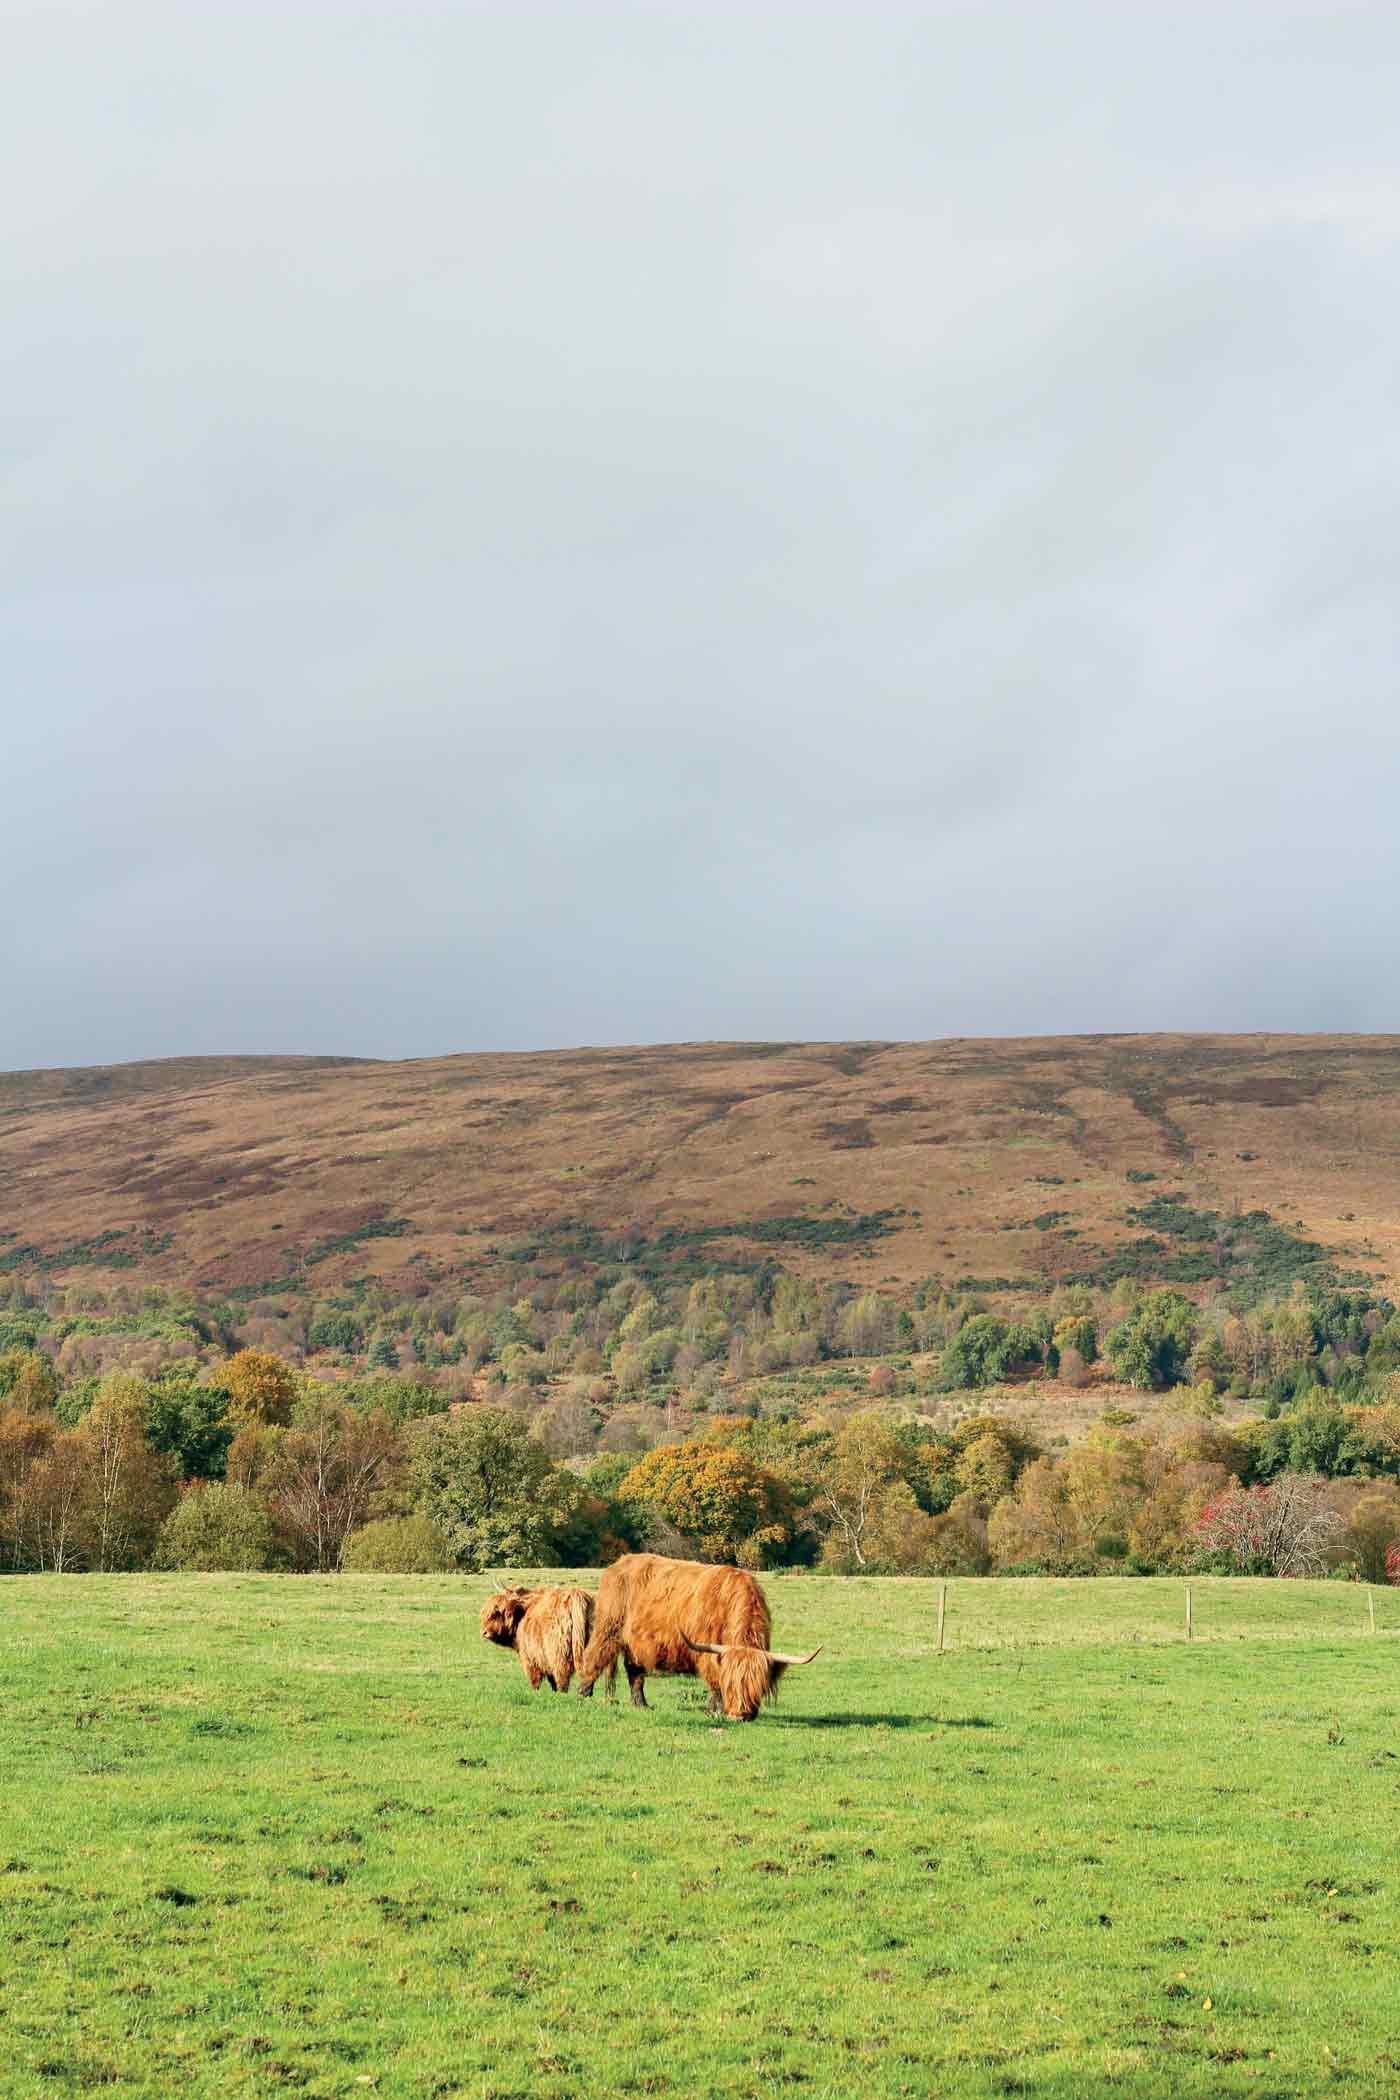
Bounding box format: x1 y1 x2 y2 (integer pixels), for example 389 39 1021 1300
2 1339 1399 1583
6 1248 1400 1410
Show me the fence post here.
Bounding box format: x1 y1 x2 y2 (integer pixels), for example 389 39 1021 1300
1185 1585 1193 1641
1368 1587 1377 1636
937 1581 947 1655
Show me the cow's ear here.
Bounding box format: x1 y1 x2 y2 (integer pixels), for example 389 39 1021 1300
504 1593 528 1630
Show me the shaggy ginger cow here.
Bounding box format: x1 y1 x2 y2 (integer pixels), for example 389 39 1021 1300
479 1586 597 1693
575 1552 820 1720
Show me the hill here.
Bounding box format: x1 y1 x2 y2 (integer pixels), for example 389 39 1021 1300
3 1033 1399 1303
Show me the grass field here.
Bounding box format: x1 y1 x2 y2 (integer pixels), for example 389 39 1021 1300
3 1575 1398 2099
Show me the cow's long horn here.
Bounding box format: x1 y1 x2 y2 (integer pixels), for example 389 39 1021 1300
682 1632 822 1665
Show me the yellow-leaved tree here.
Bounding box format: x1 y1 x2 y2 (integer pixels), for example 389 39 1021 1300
223 1348 299 1426
619 1439 794 1566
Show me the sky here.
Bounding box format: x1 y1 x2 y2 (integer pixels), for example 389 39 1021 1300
4 1 1399 1069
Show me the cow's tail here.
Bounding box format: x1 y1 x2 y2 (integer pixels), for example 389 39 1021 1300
569 1589 592 1677
575 1585 619 1700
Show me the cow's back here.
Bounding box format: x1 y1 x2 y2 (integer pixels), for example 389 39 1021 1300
518 1584 595 1688
597 1552 772 1676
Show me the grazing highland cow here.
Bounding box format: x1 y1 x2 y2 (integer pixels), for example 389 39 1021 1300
575 1552 820 1720
479 1585 598 1693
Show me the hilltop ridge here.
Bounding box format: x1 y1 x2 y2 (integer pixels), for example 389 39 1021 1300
2 1033 1398 1300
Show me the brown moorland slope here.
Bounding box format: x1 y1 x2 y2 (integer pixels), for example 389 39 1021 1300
2 1034 1399 1301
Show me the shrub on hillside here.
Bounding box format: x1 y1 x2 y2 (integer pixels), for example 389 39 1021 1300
938 1315 1042 1391
342 1515 455 1572
1052 1315 1097 1366
154 1483 276 1571
308 1311 365 1354
1104 1292 1197 1390
340 1374 443 1426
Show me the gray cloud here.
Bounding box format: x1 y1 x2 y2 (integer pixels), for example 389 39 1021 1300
4 2 1399 1065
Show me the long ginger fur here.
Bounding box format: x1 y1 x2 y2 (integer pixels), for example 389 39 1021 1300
576 1553 789 1720
480 1585 596 1692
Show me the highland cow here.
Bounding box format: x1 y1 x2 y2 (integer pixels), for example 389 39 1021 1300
479 1585 597 1693
574 1552 820 1720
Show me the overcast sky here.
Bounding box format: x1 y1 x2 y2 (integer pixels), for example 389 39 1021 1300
4 2 1398 1069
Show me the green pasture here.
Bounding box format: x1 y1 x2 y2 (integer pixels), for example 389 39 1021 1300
2 1574 1397 2099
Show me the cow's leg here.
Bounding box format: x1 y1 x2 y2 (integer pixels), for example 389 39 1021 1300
576 1623 622 1699
624 1659 648 1710
523 1663 544 1690
707 1687 723 1717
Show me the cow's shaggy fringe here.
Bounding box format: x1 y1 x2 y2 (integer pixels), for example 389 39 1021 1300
577 1553 790 1720
480 1586 597 1692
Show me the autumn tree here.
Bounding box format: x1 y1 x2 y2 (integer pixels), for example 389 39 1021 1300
813 1411 909 1570
23 1431 87 1571
533 1391 602 1459
986 1457 1081 1569
1052 1315 1097 1366
0 1402 92 1571
223 1348 299 1426
1127 1455 1233 1569
954 1429 1018 1504
261 1398 401 1571
924 1491 993 1574
0 1407 64 1569
619 1438 794 1566
0 1347 59 1413
853 1480 939 1572
1195 1474 1344 1576
1056 1345 1089 1388
1338 1484 1400 1585
225 1419 281 1491
987 1436 1153 1570
74 1372 179 1571
836 1292 897 1358
770 1274 823 1366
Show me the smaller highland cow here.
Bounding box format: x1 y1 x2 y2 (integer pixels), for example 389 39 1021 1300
479 1586 603 1694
